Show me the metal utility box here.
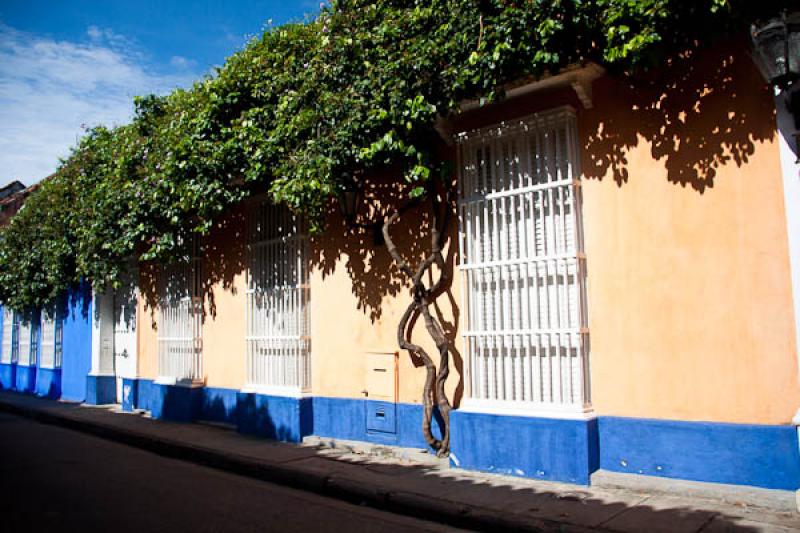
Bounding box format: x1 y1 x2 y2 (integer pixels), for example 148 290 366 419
364 351 398 435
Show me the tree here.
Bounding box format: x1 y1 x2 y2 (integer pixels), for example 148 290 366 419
0 0 789 453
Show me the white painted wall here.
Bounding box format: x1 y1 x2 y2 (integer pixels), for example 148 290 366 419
776 89 800 425
90 289 114 377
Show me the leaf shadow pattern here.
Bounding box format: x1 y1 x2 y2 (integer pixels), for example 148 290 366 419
199 206 247 321
137 206 247 330
309 170 424 323
134 174 464 409
582 39 775 192
309 169 464 408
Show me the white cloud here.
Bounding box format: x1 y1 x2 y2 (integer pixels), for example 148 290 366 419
86 25 136 51
169 55 197 70
86 25 103 41
0 23 200 187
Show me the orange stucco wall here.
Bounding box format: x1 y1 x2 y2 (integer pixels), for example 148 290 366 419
197 207 248 390
577 45 800 425
137 264 159 380
308 197 463 405
450 42 800 425
133 41 799 426
134 208 248 390
134 194 463 405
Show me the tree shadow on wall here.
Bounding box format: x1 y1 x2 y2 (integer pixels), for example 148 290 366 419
582 39 775 192
199 206 247 320
309 169 428 323
309 169 464 408
138 206 247 329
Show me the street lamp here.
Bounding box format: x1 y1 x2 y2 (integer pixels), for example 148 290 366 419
752 11 800 159
751 11 800 90
336 172 362 227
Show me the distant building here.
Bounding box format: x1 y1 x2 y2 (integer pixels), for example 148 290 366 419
0 181 25 200
0 181 40 227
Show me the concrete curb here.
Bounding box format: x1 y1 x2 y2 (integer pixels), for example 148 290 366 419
0 396 594 533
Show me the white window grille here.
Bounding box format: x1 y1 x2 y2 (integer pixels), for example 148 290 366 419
457 107 590 415
245 201 310 393
16 314 34 367
40 312 62 369
157 238 203 383
1 308 13 364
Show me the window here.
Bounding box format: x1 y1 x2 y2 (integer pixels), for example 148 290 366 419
245 201 310 393
157 236 203 383
16 313 35 367
40 311 63 369
1 308 13 364
457 107 590 415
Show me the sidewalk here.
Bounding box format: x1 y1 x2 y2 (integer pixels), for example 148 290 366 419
0 391 797 533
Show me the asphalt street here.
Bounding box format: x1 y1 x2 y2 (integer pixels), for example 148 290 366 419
0 412 464 532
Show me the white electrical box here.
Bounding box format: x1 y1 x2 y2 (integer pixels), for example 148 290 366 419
365 351 397 402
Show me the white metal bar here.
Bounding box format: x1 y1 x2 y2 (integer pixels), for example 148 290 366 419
457 110 589 409
1 309 13 364
246 201 310 391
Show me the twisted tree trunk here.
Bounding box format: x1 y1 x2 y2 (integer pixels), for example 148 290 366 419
382 184 453 456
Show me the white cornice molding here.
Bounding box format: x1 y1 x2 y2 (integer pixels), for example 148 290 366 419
459 62 605 113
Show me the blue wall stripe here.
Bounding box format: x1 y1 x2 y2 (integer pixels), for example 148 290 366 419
0 362 15 390
85 375 115 405
34 367 61 399
201 386 239 425
15 364 36 393
451 410 598 485
599 416 800 490
312 396 444 449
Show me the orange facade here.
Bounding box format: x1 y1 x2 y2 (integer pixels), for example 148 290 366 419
133 40 800 427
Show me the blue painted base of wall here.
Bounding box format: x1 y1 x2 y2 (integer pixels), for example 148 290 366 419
451 410 598 485
85 375 115 405
108 379 800 489
35 367 61 399
0 363 16 390
148 383 204 422
236 392 311 442
599 417 800 491
15 365 36 394
201 386 239 425
312 397 443 449
121 377 138 412
123 380 312 442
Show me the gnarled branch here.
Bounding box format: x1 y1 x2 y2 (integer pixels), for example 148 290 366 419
383 183 453 456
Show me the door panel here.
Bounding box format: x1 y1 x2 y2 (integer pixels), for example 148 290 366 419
113 293 137 403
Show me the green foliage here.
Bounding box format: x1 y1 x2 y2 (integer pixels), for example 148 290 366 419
0 0 787 309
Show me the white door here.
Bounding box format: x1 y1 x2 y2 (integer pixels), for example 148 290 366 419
113 292 138 403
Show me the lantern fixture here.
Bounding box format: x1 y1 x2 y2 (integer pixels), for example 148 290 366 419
752 11 800 162
336 172 362 226
751 11 800 90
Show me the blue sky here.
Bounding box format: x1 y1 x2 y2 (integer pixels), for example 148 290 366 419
0 1 321 187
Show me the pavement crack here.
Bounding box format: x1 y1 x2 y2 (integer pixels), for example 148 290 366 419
595 494 652 529
695 513 721 532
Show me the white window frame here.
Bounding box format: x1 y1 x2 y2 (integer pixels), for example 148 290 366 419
39 310 63 369
244 200 311 396
1 308 14 364
157 237 203 385
456 106 592 419
16 313 35 367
